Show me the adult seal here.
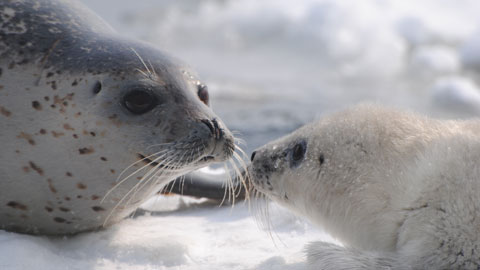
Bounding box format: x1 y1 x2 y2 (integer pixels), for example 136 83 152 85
250 104 480 269
0 0 235 235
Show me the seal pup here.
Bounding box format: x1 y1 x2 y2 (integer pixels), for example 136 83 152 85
250 104 480 269
0 0 239 235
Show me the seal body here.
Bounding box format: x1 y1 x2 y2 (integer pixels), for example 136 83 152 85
0 0 234 235
250 104 480 269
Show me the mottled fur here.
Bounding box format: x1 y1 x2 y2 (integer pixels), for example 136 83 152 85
0 0 234 235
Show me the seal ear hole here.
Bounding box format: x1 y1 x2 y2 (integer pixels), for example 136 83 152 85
197 84 209 106
123 89 158 115
319 154 325 165
93 81 102 94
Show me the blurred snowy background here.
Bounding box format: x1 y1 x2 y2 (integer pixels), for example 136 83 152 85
2 0 480 269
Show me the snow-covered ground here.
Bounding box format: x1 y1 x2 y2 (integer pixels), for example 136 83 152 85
4 0 480 269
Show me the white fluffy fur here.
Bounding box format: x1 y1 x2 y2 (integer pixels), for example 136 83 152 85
251 104 480 269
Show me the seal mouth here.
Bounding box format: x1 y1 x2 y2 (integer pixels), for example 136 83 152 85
198 155 215 163
138 153 215 168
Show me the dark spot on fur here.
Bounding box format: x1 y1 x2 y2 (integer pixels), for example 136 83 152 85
51 131 64 137
46 72 54 78
66 172 72 177
32 101 42 111
29 161 43 175
59 207 70 212
92 206 105 212
90 132 96 137
77 183 87 189
6 201 27 211
18 132 35 145
0 106 12 117
319 154 325 165
93 81 102 94
63 124 74 131
53 217 66 223
47 179 57 193
22 166 30 173
39 129 46 134
0 67 2 77
79 147 94 154
91 195 100 200
71 79 78 86
64 196 71 201
100 157 107 161
50 81 57 90
44 96 50 101
110 169 115 174
73 134 78 139
77 195 83 199
45 206 53 212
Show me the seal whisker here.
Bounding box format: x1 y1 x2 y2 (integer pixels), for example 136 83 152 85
102 149 171 202
232 151 249 199
147 60 157 78
114 149 170 185
130 47 152 78
103 151 179 226
145 142 174 151
135 68 150 79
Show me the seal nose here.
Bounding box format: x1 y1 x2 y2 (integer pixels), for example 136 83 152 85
251 151 257 162
201 118 223 140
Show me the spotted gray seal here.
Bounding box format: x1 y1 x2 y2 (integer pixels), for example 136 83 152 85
250 104 480 269
0 0 236 235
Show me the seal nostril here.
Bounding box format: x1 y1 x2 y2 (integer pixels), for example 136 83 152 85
211 118 223 139
251 151 257 161
201 119 215 135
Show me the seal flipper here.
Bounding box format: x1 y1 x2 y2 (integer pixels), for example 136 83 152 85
162 170 249 201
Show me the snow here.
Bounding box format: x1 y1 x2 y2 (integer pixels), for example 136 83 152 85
1 197 337 270
4 0 480 269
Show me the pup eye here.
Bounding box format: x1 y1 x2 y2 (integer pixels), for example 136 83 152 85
197 84 209 106
123 89 158 115
292 141 306 162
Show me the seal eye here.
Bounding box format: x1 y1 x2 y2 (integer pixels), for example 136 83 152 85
123 89 157 115
197 84 209 106
292 141 306 163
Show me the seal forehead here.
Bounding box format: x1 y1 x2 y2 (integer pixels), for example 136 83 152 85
0 0 185 77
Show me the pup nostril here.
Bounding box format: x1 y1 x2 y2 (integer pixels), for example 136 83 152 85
201 119 215 135
251 151 257 161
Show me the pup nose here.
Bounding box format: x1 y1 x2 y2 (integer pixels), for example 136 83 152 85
201 118 223 140
250 151 257 162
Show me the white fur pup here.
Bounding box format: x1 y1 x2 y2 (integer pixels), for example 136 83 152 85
250 104 480 270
